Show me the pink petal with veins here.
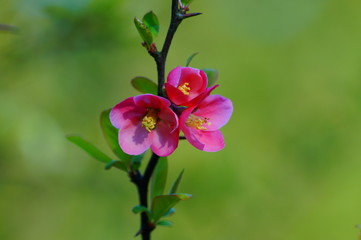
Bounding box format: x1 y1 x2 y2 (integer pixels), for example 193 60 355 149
134 94 170 109
167 66 182 87
151 121 179 156
188 129 225 152
193 95 233 131
118 122 151 155
110 97 147 129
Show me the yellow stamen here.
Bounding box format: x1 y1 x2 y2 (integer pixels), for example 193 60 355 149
142 109 159 132
185 114 211 130
178 82 191 95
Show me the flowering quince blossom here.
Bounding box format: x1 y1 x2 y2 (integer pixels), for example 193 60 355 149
165 66 208 107
110 94 179 157
179 94 233 152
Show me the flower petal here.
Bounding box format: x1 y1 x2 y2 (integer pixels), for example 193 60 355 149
185 85 218 107
179 67 207 92
158 106 179 133
167 66 182 87
110 97 147 129
164 83 189 106
118 122 151 155
180 97 227 152
181 122 205 150
134 94 170 109
150 121 179 156
180 107 206 150
185 128 225 152
194 94 233 131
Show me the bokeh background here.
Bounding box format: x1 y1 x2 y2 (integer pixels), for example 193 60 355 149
1 0 361 239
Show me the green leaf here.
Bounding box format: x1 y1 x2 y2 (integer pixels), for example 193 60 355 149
132 205 150 214
181 0 194 7
151 157 168 201
185 52 198 67
162 208 176 217
156 220 173 227
105 160 128 172
142 11 159 38
202 68 219 87
131 77 158 95
130 153 145 171
132 205 152 219
169 169 184 194
151 194 192 222
134 17 153 45
100 109 132 164
66 135 112 164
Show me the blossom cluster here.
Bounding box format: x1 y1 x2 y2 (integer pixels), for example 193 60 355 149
110 66 233 157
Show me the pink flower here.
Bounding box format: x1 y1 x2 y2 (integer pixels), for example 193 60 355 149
110 94 179 157
180 95 233 152
165 66 208 107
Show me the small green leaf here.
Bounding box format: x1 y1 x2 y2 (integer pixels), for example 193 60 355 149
202 68 219 87
142 11 159 38
66 135 112 164
131 77 158 95
130 153 145 171
151 194 192 222
162 208 176 217
169 169 184 194
105 160 128 172
132 205 152 219
156 220 173 227
181 0 194 7
132 205 150 214
185 52 198 67
151 157 168 201
100 109 132 164
134 17 153 45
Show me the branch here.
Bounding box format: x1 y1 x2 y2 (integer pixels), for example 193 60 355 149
135 1 200 239
148 0 183 96
143 152 161 185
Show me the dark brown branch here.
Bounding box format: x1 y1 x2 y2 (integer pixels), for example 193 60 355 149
149 0 183 97
130 153 160 240
135 0 201 239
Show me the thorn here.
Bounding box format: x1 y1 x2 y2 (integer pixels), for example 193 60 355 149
182 12 202 19
134 229 142 237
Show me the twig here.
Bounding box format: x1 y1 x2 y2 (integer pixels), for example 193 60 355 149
149 0 184 97
134 1 201 239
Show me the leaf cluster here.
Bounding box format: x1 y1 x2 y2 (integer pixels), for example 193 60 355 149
133 161 190 227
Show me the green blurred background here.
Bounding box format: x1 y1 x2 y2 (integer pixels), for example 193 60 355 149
1 0 361 239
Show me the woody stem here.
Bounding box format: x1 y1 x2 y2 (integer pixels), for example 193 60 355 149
136 1 184 240
149 0 183 97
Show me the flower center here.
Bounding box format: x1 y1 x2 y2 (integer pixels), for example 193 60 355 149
142 109 159 132
178 82 191 95
185 114 211 130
